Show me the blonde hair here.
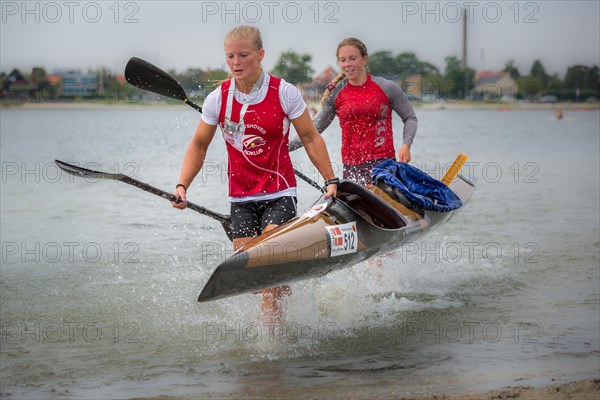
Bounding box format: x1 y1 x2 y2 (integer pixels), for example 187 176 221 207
224 25 263 52
320 37 369 105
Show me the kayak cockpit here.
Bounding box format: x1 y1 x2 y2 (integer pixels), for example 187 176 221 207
335 180 408 230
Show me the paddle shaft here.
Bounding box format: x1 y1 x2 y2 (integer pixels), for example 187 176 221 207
55 159 233 240
293 168 324 192
118 175 230 225
183 98 203 113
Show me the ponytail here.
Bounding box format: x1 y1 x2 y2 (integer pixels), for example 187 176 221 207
319 72 346 105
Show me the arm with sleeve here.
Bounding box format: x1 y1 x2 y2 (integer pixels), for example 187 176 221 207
371 76 418 147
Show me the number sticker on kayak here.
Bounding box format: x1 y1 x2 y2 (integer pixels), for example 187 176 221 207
326 222 358 257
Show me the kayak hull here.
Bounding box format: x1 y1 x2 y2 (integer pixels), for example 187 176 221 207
198 176 474 302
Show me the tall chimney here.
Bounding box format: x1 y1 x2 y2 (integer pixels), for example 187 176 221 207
462 7 467 70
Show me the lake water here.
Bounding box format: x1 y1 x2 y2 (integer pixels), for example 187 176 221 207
1 107 598 399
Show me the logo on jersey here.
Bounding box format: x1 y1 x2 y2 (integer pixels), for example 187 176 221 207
242 134 266 156
243 135 266 149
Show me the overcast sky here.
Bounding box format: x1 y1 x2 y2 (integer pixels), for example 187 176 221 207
1 0 599 78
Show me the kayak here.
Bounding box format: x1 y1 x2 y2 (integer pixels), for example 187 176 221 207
54 154 473 304
198 159 474 302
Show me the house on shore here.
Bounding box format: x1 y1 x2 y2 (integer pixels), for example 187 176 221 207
473 71 517 101
299 66 337 102
2 69 34 99
61 70 98 97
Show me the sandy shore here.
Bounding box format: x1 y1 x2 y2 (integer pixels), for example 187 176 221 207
131 379 599 399
396 379 600 400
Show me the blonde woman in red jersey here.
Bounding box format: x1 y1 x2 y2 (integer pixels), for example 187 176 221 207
172 26 338 326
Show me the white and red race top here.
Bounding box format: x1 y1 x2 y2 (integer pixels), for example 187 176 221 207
201 74 305 201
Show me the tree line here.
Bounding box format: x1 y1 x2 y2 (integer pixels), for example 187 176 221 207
2 50 598 102
271 50 599 102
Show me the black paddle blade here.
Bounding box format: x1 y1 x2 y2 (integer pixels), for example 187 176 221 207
55 159 122 180
125 57 187 101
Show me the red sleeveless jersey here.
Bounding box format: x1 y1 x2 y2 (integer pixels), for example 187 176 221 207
219 75 297 198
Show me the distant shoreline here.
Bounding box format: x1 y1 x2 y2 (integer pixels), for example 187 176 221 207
417 101 599 111
1 100 598 111
0 101 185 111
